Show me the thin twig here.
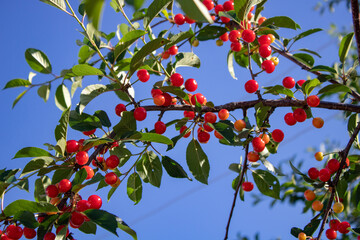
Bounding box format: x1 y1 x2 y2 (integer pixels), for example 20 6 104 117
351 0 360 64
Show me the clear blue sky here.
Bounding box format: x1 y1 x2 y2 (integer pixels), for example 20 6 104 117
0 1 354 239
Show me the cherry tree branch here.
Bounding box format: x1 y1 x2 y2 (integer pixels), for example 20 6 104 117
351 0 360 63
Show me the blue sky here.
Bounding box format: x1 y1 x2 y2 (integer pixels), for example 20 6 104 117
0 0 355 239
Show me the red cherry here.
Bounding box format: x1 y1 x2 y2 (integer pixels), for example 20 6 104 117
307 95 320 107
220 16 231 23
258 44 272 58
184 15 195 24
76 200 91 212
338 221 351 234
184 111 195 120
198 130 210 143
174 13 185 25
92 156 104 167
284 112 297 126
258 35 271 45
308 167 319 180
261 60 275 73
247 151 259 162
170 73 184 87
250 6 254 11
214 131 223 139
44 232 55 240
252 137 265 152
202 0 214 10
151 89 163 97
297 79 306 86
219 32 229 42
318 168 331 182
214 4 224 15
69 220 81 229
105 172 118 185
82 129 96 136
134 107 147 121
329 219 340 230
162 93 173 106
191 93 206 105
6 225 23 239
66 140 79 153
46 184 59 198
88 195 102 209
153 94 165 106
223 1 234 11
71 212 85 227
106 155 120 169
229 30 241 43
137 69 150 82
155 121 167 134
58 179 72 193
168 45 178 55
242 181 254 192
81 166 94 180
327 159 340 173
185 78 198 92
271 129 284 142
115 104 127 116
325 229 337 239
76 151 88 165
242 29 256 43
180 126 191 138
23 227 36 239
162 51 170 59
230 42 242 52
293 108 307 122
244 80 259 93
203 123 214 132
204 112 217 123
218 109 229 120
282 76 295 89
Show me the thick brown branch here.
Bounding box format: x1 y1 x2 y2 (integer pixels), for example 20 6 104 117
316 121 360 240
271 46 360 102
351 0 360 63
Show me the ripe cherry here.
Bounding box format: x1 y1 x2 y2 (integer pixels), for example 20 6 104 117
318 168 331 182
82 129 95 136
259 133 270 144
325 229 337 240
261 60 275 73
203 123 214 132
312 200 323 211
258 45 272 58
312 117 324 128
282 76 295 89
247 12 253 20
214 131 223 139
218 109 229 120
23 227 36 239
191 93 206 105
219 32 229 42
76 151 88 165
198 130 210 144
297 79 306 87
180 126 191 138
185 15 195 24
170 73 184 87
168 45 178 55
244 79 259 93
230 42 242 52
258 35 271 45
308 167 319 180
298 232 306 240
44 232 55 240
202 0 214 10
258 17 267 25
134 107 147 121
247 151 259 162
234 119 246 131
105 172 118 185
304 189 316 201
82 166 94 180
284 112 297 126
6 225 23 240
58 179 72 193
242 182 254 192
162 93 173 106
71 212 85 226
214 4 224 15
223 1 234 11
271 129 284 142
137 69 150 82
329 219 340 230
252 137 265 152
184 111 195 120
106 155 120 169
76 199 91 212
153 94 165 106
293 108 307 122
88 195 102 209
307 95 320 107
229 30 241 43
338 221 351 234
162 51 170 59
46 184 59 198
66 140 79 153
185 78 198 92
174 13 185 25
115 103 127 116
220 16 230 23
204 112 217 123
327 159 340 173
242 29 256 43
155 121 167 134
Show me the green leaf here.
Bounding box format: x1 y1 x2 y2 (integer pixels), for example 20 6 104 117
130 38 170 74
3 79 31 89
318 84 351 95
127 172 142 204
301 78 321 95
348 114 360 149
79 84 110 114
144 0 172 28
34 176 51 202
197 26 227 41
72 64 104 76
159 86 187 98
13 147 52 159
310 65 337 74
339 32 354 63
84 209 118 236
4 200 58 216
136 151 163 187
289 161 305 176
263 85 294 98
55 225 68 240
297 48 321 58
37 84 51 102
162 156 191 180
114 30 146 61
235 0 265 21
113 111 137 139
13 211 39 229
165 31 194 50
72 168 88 186
303 219 321 236
255 103 271 128
293 28 322 43
55 84 71 111
186 139 210 184
213 121 236 144
40 0 66 11
25 48 52 74
54 107 70 155
129 132 173 145
79 221 97 235
174 52 201 68
69 111 102 131
12 90 28 108
83 173 105 186
176 0 213 23
21 157 54 177
260 16 299 30
125 0 145 10
94 110 111 127
83 0 105 30
337 177 348 198
51 167 73 184
227 51 237 80
117 218 138 240
252 169 280 199
234 51 249 68
293 53 315 68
